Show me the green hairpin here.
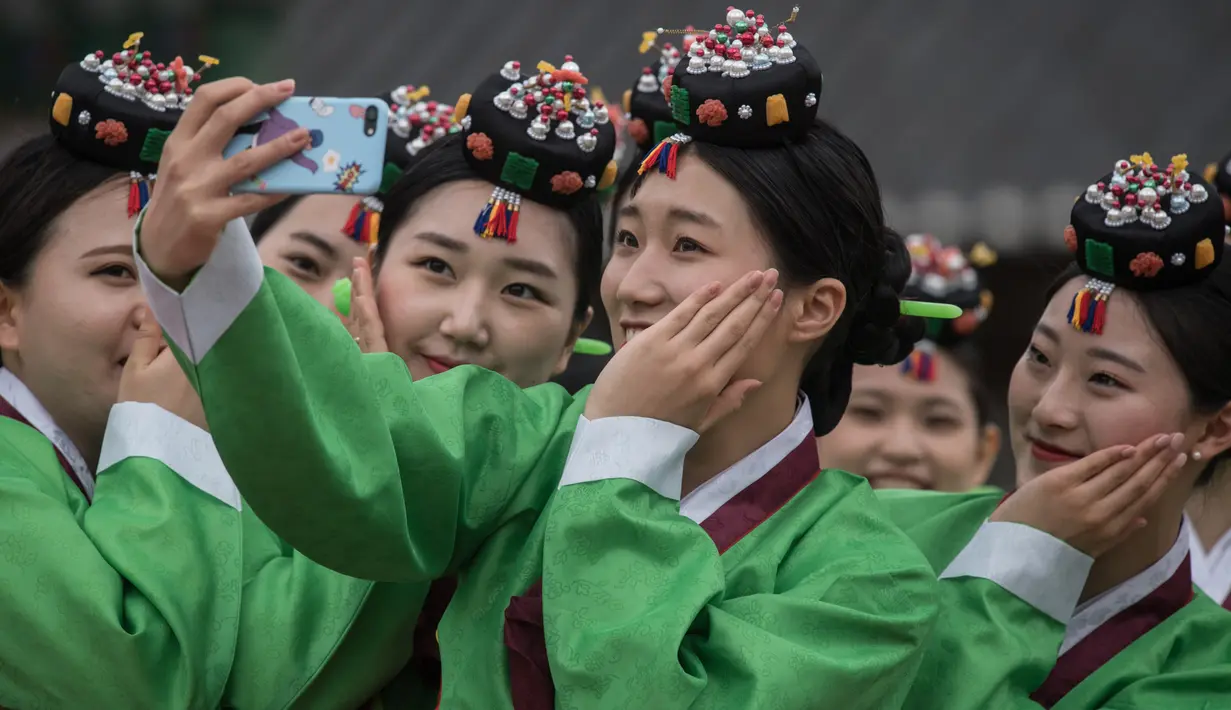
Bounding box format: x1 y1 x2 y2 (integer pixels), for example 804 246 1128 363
899 300 963 319
573 338 613 356
333 277 353 317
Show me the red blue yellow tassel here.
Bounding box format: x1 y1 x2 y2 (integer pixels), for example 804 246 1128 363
127 171 154 218
342 196 383 245
638 134 692 179
1065 278 1114 334
473 187 521 244
900 345 937 382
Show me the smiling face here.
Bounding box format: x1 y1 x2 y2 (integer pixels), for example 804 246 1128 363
374 179 585 388
1008 276 1202 485
0 178 146 453
820 354 999 491
255 194 371 315
603 153 796 382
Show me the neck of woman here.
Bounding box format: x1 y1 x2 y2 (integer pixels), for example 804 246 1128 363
1186 464 1231 552
681 374 800 498
1079 502 1185 604
9 364 104 473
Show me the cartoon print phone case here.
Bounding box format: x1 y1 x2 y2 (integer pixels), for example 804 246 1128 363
224 96 389 195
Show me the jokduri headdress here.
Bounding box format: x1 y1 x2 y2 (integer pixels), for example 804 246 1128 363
1066 152 1228 334
622 29 699 152
636 5 819 175
635 6 961 327
48 32 218 217
341 85 459 245
899 234 996 382
451 55 619 244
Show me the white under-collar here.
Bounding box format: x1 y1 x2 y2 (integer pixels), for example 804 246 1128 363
0 367 94 499
1187 516 1231 605
1059 519 1191 656
680 394 814 524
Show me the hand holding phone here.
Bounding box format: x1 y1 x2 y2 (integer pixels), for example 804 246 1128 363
224 97 389 195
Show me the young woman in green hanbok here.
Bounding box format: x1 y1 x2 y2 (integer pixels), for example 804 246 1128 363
0 41 251 707
1187 149 1231 607
882 153 1231 708
0 46 572 708
819 234 1002 491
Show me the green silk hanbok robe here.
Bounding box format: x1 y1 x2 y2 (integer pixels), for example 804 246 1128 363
0 366 430 709
879 488 1231 709
135 216 942 709
0 369 242 709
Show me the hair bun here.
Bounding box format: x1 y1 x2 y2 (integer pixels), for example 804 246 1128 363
843 230 925 366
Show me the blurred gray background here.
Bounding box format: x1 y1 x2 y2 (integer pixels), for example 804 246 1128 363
5 0 1229 248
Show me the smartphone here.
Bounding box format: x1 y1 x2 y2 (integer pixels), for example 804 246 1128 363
224 97 389 195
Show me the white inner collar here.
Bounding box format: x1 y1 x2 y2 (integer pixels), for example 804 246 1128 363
680 394 814 524
0 367 95 499
1187 515 1231 604
1059 519 1191 656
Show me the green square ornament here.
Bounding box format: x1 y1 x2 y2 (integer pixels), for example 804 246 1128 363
653 120 677 144
670 86 691 125
500 152 539 191
1084 239 1115 278
139 128 172 164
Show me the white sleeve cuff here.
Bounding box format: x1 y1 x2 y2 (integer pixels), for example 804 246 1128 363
940 521 1092 623
558 415 699 502
98 402 242 511
134 214 264 365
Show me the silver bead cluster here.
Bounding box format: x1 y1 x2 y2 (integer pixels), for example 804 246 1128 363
1084 156 1210 231
490 59 608 154
679 8 801 80
388 87 459 156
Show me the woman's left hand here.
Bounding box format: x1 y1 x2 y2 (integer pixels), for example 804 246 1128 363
585 269 782 432
344 256 388 354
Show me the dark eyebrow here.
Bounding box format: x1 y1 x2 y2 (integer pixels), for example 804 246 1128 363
666 206 720 228
1087 347 1146 374
80 244 134 260
504 256 557 280
616 203 720 228
849 388 890 403
414 231 468 253
1036 322 1059 342
289 231 338 259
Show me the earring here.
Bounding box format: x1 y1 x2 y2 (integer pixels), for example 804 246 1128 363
1192 450 1204 461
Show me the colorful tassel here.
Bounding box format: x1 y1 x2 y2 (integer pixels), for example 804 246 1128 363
473 187 521 244
342 196 383 245
127 171 154 218
637 133 692 179
1065 278 1114 334
899 344 937 382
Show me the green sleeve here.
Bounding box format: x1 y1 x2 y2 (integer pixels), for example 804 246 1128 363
136 217 584 583
901 578 1061 709
541 423 938 709
0 420 241 709
877 488 1089 710
225 509 429 710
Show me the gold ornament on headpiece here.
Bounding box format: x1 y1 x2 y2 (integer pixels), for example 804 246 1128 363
967 242 998 268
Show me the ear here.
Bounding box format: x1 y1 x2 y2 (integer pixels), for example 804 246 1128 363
786 277 847 345
967 423 1002 489
0 280 22 354
1193 401 1231 463
553 306 594 376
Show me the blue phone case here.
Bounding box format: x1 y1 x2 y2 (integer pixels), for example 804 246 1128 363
224 97 389 195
